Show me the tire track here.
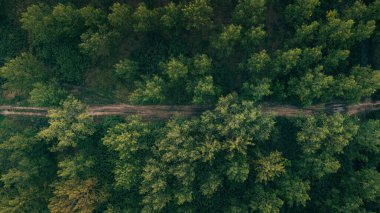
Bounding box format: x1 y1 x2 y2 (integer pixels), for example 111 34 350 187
0 101 379 119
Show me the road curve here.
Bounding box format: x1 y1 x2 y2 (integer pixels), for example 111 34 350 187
0 101 379 119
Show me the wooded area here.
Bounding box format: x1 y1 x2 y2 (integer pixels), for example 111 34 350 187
0 0 379 212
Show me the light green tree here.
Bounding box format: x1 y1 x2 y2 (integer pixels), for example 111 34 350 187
49 178 107 213
28 82 68 106
132 3 158 32
288 66 334 106
182 0 213 31
0 53 47 97
212 24 242 57
254 151 287 183
233 0 266 27
129 76 165 104
108 3 132 32
285 0 320 26
114 59 139 84
38 96 95 152
0 133 52 212
192 76 220 104
332 66 380 103
296 114 358 178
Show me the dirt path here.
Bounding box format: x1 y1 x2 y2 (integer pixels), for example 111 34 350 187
0 101 379 119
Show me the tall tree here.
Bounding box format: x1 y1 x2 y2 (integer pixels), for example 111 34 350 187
38 97 107 212
0 53 47 97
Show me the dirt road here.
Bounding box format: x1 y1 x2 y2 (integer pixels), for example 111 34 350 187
0 101 379 119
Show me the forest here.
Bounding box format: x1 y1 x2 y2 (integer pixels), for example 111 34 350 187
0 0 379 212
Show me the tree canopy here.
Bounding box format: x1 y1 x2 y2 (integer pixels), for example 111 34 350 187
0 0 379 212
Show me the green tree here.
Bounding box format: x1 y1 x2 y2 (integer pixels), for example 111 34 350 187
314 119 380 212
192 76 220 104
20 3 86 51
0 118 53 212
103 116 153 191
288 66 334 105
79 5 106 29
102 116 155 212
48 178 107 213
242 26 266 51
108 3 132 33
20 3 52 44
278 177 311 208
129 76 165 104
285 0 320 26
139 94 275 211
349 120 380 165
129 54 220 105
245 50 270 78
114 59 139 84
0 1 380 212
21 3 90 84
274 48 302 74
37 96 108 212
296 114 358 179
28 82 68 106
242 79 272 101
249 185 284 213
0 22 27 66
182 0 213 31
332 66 380 103
0 53 47 97
164 57 189 81
191 54 213 76
254 151 287 183
233 0 266 27
159 2 182 32
38 96 95 152
79 4 125 59
79 30 118 58
132 3 158 32
212 24 242 58
0 136 51 212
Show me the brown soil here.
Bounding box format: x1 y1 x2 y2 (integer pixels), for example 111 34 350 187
0 101 379 119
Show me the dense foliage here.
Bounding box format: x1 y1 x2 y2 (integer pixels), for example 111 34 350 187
0 0 379 212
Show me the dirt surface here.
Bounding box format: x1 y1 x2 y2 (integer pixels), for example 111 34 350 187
0 101 379 119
